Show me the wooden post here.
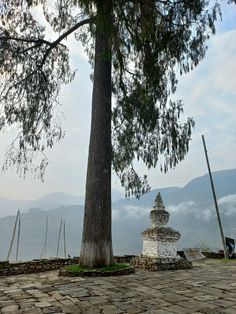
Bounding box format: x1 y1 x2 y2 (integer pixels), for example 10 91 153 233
202 135 228 258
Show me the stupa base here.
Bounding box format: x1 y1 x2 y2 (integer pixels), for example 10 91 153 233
130 255 192 271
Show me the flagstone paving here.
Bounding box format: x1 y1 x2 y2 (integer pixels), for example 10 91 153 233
0 259 236 314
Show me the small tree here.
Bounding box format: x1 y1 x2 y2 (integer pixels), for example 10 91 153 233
1 0 234 267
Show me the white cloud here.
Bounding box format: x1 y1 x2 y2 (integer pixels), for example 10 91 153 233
111 193 236 225
125 205 148 218
167 193 236 221
112 205 148 220
178 29 236 117
169 201 214 221
168 201 196 213
218 194 236 215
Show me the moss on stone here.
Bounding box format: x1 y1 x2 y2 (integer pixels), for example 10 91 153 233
64 263 130 273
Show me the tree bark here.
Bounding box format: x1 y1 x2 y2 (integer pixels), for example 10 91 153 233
80 1 113 267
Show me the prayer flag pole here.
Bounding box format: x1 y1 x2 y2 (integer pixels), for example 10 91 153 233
56 219 63 258
202 135 228 258
7 209 20 260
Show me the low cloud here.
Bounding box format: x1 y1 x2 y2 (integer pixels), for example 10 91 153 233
169 201 213 221
113 194 236 223
168 201 196 213
112 205 149 220
164 194 236 220
218 194 236 216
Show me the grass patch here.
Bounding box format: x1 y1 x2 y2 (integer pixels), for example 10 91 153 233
221 258 236 263
64 263 130 273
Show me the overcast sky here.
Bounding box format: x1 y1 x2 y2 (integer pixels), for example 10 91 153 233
0 3 235 200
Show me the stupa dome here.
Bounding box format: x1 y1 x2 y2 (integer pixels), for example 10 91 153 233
142 227 181 242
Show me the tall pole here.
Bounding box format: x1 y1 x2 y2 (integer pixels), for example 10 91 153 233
56 219 62 258
63 220 66 258
7 209 20 260
40 215 48 259
16 214 21 261
202 135 228 258
44 215 48 257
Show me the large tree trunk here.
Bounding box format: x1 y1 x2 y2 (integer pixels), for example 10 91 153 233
80 1 113 267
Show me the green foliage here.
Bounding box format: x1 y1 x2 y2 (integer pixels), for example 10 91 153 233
0 0 76 177
64 263 129 272
111 0 219 197
199 244 212 253
0 0 234 195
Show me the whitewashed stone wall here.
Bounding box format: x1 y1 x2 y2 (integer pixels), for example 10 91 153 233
142 239 178 258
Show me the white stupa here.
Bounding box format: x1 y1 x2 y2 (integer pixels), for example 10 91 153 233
142 192 181 258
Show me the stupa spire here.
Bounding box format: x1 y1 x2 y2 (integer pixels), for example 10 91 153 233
154 192 164 210
150 192 169 227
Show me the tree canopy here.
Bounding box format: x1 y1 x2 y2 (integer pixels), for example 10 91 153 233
1 0 234 196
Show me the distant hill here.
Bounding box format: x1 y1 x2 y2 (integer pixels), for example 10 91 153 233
0 189 124 218
0 192 83 218
0 168 235 261
113 168 236 208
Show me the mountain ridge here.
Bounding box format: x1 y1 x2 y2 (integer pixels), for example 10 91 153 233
0 168 236 261
0 189 124 218
113 168 236 208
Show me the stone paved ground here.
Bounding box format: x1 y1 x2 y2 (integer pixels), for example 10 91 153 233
0 259 236 314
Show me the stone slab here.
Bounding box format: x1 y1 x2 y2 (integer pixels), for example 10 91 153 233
183 248 206 261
